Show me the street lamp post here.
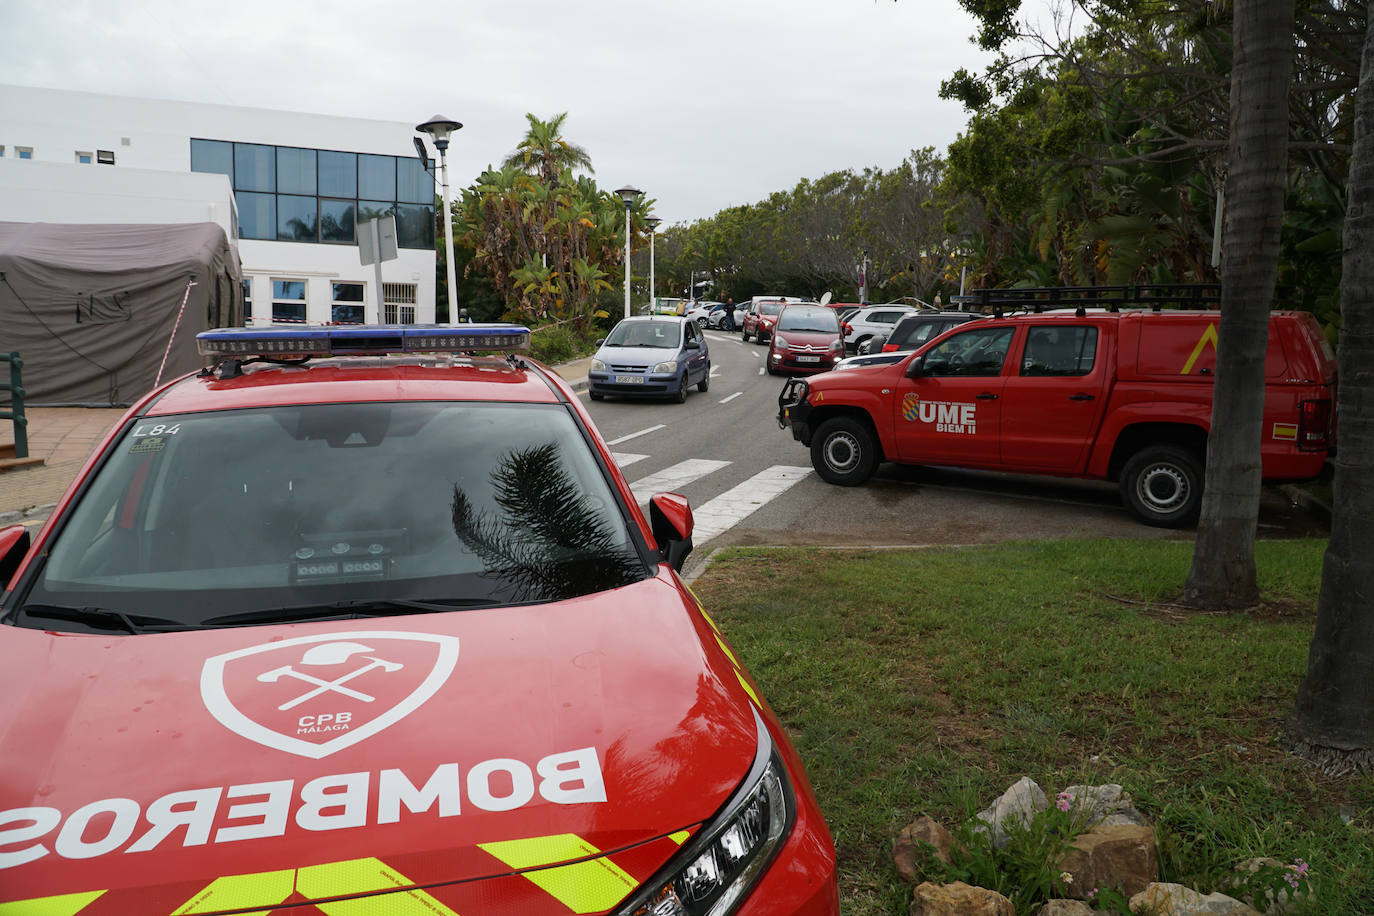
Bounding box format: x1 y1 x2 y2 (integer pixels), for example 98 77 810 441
615 186 641 318
416 115 462 324
645 217 661 309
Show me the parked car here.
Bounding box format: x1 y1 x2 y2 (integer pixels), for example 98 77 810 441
588 315 711 402
766 304 846 375
705 302 740 329
831 350 907 370
744 299 819 344
0 323 840 914
839 303 919 353
686 300 724 325
859 310 985 354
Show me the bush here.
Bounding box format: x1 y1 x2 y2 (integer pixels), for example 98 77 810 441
528 323 599 366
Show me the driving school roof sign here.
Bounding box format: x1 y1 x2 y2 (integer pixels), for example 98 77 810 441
200 631 460 759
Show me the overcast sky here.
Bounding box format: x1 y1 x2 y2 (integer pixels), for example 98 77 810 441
2 0 998 225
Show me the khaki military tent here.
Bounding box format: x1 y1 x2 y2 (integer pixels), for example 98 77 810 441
0 222 242 406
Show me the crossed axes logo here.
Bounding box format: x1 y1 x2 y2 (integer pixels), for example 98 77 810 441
201 631 460 758
256 641 404 711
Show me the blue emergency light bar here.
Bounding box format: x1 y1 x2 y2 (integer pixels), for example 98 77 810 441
196 324 532 358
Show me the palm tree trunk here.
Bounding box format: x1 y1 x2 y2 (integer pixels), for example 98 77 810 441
1287 5 1374 773
1182 0 1294 609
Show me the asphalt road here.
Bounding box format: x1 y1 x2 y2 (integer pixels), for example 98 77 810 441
580 329 1330 577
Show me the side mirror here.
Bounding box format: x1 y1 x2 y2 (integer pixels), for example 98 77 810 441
684 338 700 350
905 355 927 378
595 338 605 347
0 524 32 589
648 493 694 571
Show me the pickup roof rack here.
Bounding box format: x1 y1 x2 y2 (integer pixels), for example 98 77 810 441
951 284 1221 317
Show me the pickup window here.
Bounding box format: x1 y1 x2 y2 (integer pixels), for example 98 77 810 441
920 327 1015 377
1021 327 1098 377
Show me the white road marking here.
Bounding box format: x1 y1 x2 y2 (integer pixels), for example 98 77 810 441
629 459 731 504
710 365 721 377
757 367 764 375
614 452 648 468
719 392 742 404
689 465 812 543
607 425 665 446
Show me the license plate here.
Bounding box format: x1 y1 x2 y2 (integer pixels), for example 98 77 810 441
797 355 820 363
614 375 645 384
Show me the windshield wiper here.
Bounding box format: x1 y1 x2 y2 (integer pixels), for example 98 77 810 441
200 597 499 628
15 604 188 634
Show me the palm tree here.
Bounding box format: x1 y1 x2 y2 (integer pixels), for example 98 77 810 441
501 113 595 185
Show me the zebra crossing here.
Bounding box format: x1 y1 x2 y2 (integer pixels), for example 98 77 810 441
612 456 812 545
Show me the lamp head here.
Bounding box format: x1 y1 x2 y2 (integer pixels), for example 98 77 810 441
615 185 642 206
646 217 661 230
416 115 463 151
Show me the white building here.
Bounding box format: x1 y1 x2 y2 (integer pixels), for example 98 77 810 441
0 85 439 326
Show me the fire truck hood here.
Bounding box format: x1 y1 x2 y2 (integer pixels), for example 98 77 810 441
0 572 763 914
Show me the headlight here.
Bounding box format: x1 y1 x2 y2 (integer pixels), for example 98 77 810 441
620 711 794 916
653 360 678 374
829 339 844 353
772 335 789 349
591 358 607 372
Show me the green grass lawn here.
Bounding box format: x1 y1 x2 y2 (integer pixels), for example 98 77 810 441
690 538 1374 915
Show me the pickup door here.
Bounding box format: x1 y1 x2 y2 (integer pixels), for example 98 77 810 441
892 325 1016 467
998 322 1112 472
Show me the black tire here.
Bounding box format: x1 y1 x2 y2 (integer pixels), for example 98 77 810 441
766 362 779 376
673 374 688 403
588 391 604 401
854 335 873 354
698 367 710 392
1119 445 1203 527
810 417 878 486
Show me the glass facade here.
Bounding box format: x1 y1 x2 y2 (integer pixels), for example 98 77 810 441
191 139 433 249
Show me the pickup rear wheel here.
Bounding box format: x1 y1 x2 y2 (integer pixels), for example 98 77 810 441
811 417 878 486
1120 445 1202 527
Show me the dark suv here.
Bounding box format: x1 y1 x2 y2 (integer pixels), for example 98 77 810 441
860 310 984 354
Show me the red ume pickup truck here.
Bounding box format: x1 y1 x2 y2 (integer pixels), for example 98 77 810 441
777 292 1337 527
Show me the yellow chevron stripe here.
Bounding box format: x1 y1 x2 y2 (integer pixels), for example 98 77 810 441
173 870 294 915
480 834 638 914
0 890 105 916
172 858 458 916
1182 323 1218 374
299 857 458 916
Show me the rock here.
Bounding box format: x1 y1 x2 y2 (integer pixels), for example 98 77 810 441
1058 784 1150 829
1129 882 1264 915
894 816 958 881
910 881 1016 915
1035 901 1098 915
1059 824 1158 898
974 776 1048 848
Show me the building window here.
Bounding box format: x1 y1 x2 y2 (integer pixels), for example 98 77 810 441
237 192 276 240
383 283 418 325
234 144 275 192
358 154 395 200
320 199 356 244
17 147 33 160
76 151 93 164
191 139 233 177
242 279 253 324
272 279 307 324
191 140 433 248
331 282 366 324
277 195 318 242
96 150 115 165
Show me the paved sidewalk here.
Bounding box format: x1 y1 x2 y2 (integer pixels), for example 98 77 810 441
0 358 592 528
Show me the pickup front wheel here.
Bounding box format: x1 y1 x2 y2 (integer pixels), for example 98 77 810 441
1120 445 1202 527
811 417 878 486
